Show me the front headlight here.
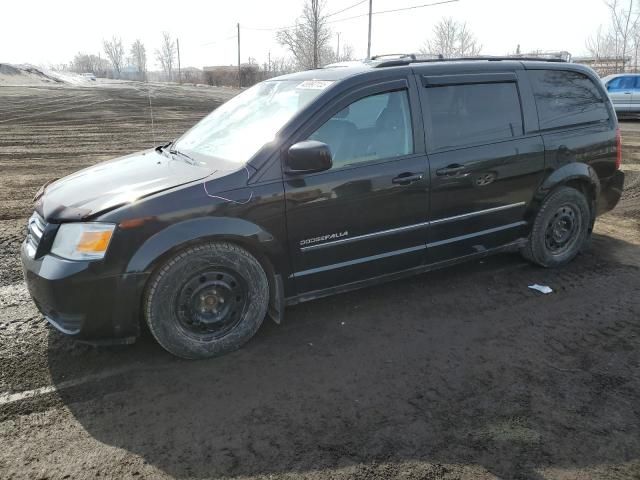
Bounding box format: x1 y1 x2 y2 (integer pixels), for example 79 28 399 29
51 223 115 260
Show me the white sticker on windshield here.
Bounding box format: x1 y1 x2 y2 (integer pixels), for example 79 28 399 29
297 80 334 90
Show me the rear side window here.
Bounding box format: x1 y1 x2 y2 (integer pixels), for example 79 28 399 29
529 70 609 130
423 82 524 151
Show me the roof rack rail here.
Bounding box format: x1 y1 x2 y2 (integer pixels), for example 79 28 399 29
367 53 569 68
367 53 418 68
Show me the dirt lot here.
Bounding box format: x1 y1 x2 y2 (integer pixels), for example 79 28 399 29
0 82 639 480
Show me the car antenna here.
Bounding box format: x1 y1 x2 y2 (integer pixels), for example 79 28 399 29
147 86 156 147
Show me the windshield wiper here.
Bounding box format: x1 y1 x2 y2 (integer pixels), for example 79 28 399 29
156 141 173 153
169 147 196 165
156 141 196 165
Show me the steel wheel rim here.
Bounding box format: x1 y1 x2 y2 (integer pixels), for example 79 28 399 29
175 268 247 339
544 204 581 256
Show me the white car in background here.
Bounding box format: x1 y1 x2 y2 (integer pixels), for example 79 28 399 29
81 72 96 81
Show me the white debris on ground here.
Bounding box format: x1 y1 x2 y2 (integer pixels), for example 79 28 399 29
528 284 553 294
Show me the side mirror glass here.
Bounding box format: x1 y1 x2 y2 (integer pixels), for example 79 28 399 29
286 140 333 174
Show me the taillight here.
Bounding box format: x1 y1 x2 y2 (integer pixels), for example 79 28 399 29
616 127 622 170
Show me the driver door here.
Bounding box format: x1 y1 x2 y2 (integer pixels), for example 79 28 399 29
283 78 430 295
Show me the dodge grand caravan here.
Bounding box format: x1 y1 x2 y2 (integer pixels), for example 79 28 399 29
22 56 625 359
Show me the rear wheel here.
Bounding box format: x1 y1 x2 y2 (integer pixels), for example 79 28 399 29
144 242 269 359
521 186 591 267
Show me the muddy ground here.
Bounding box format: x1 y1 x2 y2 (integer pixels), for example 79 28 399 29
0 82 639 480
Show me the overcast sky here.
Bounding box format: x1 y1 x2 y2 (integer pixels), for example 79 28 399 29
1 0 610 69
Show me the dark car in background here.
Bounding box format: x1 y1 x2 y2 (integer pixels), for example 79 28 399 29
22 56 624 359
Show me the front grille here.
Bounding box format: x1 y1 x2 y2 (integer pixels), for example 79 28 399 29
25 212 46 258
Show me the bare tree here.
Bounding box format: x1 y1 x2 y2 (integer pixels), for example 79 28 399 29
156 32 177 81
103 36 125 77
585 1 640 73
456 22 482 57
270 56 296 76
276 0 333 70
336 43 355 62
71 53 110 76
586 25 616 60
129 39 147 81
607 0 639 71
632 21 640 70
420 18 482 58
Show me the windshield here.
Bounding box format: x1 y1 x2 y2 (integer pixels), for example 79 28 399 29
174 80 331 168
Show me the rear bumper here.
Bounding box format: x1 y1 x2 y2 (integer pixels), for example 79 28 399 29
21 241 148 344
597 169 625 215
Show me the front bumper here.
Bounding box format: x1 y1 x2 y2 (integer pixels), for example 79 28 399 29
597 169 625 215
21 242 148 344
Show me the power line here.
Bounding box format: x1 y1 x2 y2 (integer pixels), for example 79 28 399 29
244 0 460 32
241 24 295 32
327 0 460 24
326 0 369 18
201 34 237 47
241 1 371 32
206 0 461 50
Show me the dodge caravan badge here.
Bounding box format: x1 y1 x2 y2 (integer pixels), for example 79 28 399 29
300 231 349 247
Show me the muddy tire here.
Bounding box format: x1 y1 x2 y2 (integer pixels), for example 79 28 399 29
144 242 269 359
521 186 591 268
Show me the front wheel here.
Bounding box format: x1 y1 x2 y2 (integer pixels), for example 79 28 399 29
521 186 591 268
144 242 269 359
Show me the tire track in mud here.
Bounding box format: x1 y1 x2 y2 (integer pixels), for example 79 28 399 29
0 99 112 123
0 92 99 117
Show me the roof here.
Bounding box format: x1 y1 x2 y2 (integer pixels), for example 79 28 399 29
269 56 588 83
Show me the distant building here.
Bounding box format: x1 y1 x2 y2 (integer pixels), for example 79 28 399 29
203 64 261 87
573 56 633 77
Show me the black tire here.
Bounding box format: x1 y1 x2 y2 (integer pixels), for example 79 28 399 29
144 242 269 359
521 186 591 268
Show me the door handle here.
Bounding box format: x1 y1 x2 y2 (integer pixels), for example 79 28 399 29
392 173 423 185
436 164 466 176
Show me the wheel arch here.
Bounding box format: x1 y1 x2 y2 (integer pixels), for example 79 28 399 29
128 217 288 324
529 162 601 230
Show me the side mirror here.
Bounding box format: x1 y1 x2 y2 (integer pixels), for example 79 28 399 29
286 140 332 174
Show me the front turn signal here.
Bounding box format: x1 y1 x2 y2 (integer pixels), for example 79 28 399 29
51 223 115 261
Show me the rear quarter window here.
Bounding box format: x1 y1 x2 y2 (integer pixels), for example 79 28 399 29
529 70 610 130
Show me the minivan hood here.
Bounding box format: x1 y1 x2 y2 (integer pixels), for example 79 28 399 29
36 149 213 222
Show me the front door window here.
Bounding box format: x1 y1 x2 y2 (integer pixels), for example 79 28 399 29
308 90 413 169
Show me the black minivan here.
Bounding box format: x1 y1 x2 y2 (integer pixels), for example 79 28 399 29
22 56 624 359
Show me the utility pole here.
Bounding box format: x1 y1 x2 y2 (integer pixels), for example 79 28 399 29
312 0 319 68
176 38 182 84
337 32 341 62
237 23 241 88
367 0 373 59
